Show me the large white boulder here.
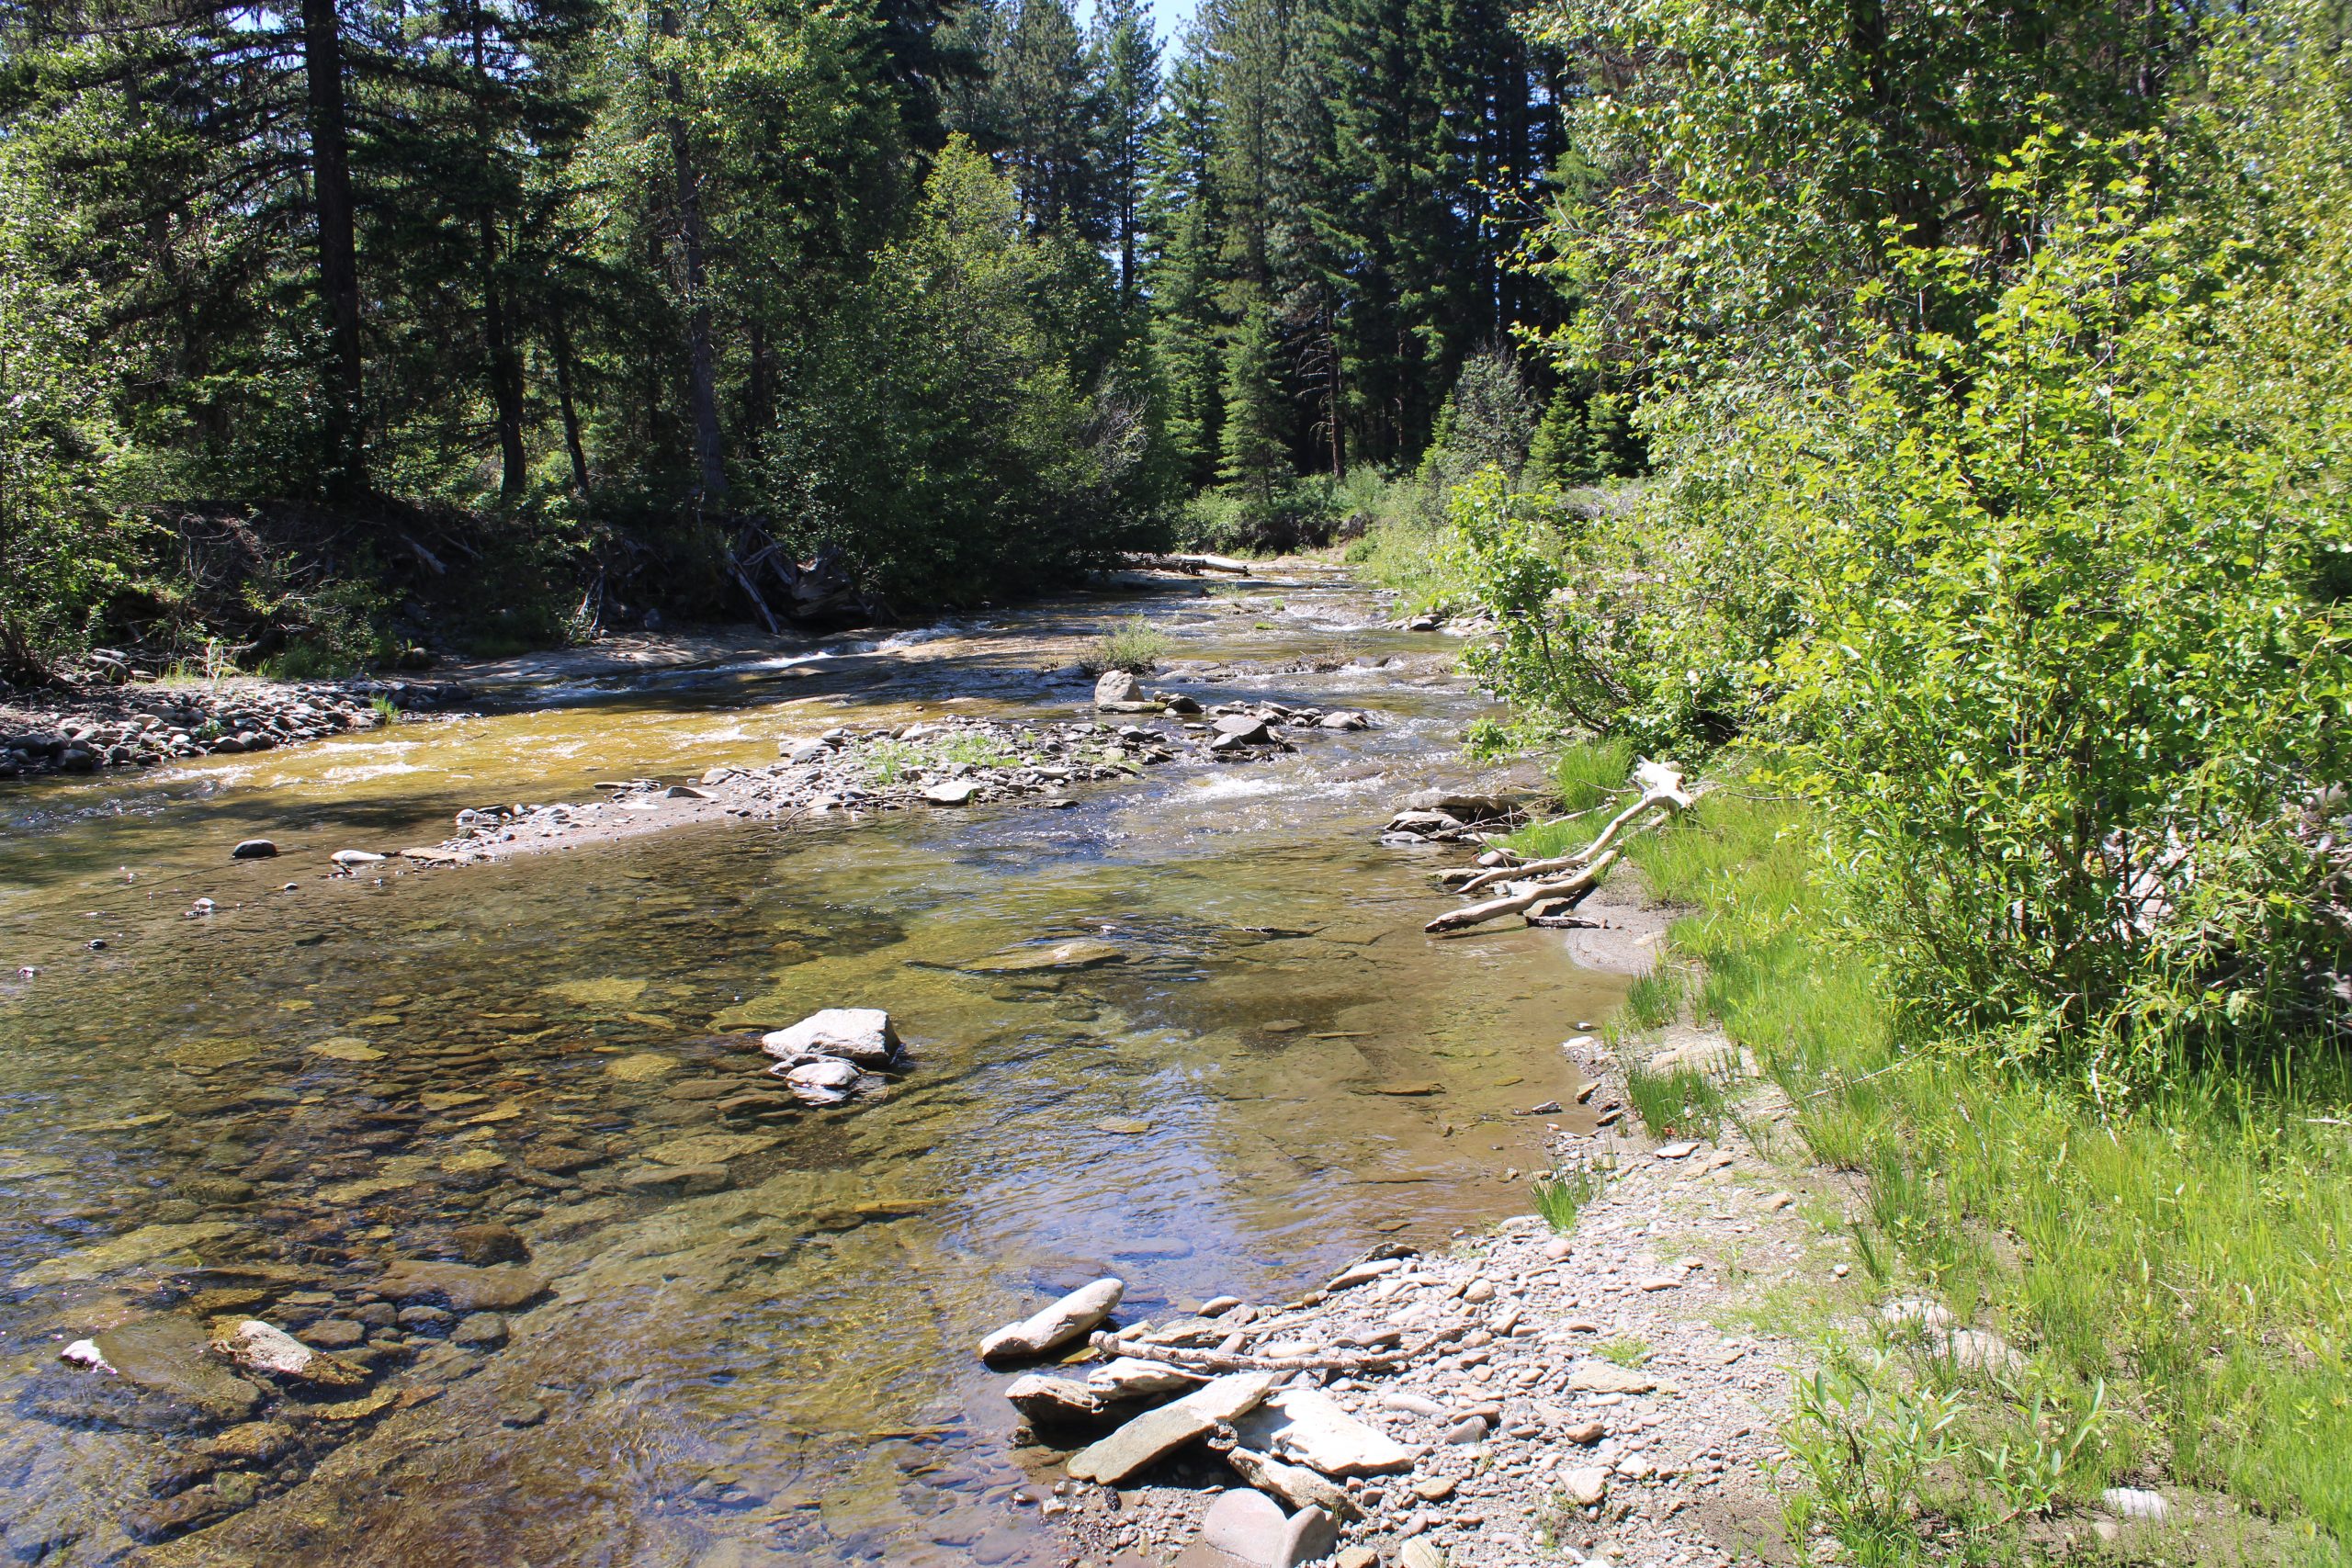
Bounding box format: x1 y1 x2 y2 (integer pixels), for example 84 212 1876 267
761 1008 899 1066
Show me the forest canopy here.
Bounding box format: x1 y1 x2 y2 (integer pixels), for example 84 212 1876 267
0 0 1604 672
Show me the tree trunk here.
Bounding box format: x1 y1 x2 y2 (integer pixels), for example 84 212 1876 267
662 9 726 513
470 3 526 498
481 218 526 496
550 312 591 495
301 0 366 494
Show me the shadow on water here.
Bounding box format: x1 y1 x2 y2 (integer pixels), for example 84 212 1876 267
0 570 1620 1565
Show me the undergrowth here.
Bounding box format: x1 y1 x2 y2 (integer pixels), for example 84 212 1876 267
1584 744 2352 1559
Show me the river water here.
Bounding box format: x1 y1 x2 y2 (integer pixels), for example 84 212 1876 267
0 566 1620 1565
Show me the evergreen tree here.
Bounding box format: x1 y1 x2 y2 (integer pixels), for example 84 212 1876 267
990 0 1102 233
1217 288 1290 525
1141 33 1226 487
1088 0 1161 299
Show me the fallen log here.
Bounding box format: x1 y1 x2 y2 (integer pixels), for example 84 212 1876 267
1425 851 1617 934
1125 551 1254 576
1445 762 1694 895
1086 1324 1465 1374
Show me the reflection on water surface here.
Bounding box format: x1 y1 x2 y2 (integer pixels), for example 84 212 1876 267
0 572 1619 1565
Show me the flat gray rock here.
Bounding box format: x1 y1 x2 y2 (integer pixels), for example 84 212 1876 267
1566 1360 1656 1393
1065 1372 1281 1484
1086 1355 1204 1398
1230 1386 1419 1477
1004 1373 1111 1424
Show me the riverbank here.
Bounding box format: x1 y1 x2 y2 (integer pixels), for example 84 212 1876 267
1023 992 1826 1568
0 675 470 779
1586 770 2344 1563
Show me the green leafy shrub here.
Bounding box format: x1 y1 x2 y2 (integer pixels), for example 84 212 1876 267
1757 147 2352 1083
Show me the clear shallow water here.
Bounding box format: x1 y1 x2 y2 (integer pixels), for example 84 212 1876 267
0 571 1618 1565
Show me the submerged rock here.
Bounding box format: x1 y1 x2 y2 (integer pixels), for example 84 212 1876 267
978 1276 1125 1363
210 1319 365 1386
209 1420 296 1462
231 839 279 860
62 1315 264 1426
965 939 1125 974
12 1219 240 1288
450 1312 509 1349
373 1259 549 1313
621 1162 735 1195
452 1221 530 1265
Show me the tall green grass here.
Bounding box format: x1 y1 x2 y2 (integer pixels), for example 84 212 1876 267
1620 763 2352 1555
1502 739 1640 861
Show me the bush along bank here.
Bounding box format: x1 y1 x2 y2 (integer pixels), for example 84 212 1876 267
1549 753 2351 1564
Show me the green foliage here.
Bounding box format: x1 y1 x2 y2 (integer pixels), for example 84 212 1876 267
765 137 1165 603
1754 145 2352 1081
1552 739 1634 816
0 127 142 679
1419 348 1537 486
1442 468 1747 752
1779 1352 1969 1558
1525 388 1639 490
1086 615 1169 674
1591 1336 1650 1368
1625 776 2352 1547
1621 1061 1722 1142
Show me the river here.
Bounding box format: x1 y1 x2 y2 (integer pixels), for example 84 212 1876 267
0 564 1622 1565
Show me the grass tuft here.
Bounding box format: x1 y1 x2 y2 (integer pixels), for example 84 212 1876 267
1530 1164 1605 1231
1084 615 1169 676
1622 1061 1725 1142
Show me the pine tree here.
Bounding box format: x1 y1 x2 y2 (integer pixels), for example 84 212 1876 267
1217 288 1289 526
990 0 1102 234
1142 33 1226 487
1088 0 1160 299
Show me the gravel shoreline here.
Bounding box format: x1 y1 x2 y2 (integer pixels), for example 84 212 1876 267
953 890 1826 1568
380 697 1373 868
0 676 469 779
